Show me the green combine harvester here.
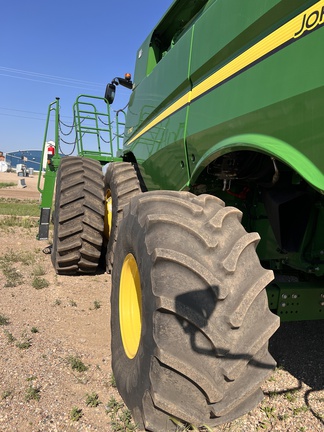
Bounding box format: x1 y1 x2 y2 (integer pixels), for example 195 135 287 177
38 0 324 430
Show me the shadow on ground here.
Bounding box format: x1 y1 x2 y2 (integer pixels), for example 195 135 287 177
269 320 324 424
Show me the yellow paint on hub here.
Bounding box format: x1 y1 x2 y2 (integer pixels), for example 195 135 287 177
104 191 112 239
119 253 142 359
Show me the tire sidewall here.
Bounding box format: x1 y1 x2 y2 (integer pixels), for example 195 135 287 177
111 210 156 417
104 169 119 257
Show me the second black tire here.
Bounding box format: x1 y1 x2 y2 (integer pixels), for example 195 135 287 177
104 162 141 273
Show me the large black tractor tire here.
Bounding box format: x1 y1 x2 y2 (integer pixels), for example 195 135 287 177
104 162 141 273
52 157 105 275
111 191 280 431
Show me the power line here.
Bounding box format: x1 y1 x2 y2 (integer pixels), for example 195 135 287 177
0 106 46 116
0 107 73 120
0 112 49 121
0 73 103 91
0 66 105 89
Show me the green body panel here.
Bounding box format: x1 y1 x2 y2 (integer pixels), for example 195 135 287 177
187 26 324 190
122 0 324 320
125 28 194 190
125 0 324 191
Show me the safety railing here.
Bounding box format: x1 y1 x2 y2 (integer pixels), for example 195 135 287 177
37 95 125 240
74 95 116 158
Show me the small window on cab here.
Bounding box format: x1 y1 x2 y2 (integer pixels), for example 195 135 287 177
146 0 210 75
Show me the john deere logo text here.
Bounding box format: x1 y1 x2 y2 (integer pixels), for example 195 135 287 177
294 6 324 38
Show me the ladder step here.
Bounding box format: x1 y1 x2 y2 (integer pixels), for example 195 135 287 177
38 208 51 240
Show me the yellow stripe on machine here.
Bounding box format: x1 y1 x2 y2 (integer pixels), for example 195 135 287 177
127 1 324 146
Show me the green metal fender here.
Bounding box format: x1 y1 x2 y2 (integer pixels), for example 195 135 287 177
190 134 324 194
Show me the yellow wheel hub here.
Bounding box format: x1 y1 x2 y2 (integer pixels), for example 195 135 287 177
119 253 142 359
104 191 112 239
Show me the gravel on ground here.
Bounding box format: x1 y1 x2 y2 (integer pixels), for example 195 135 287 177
0 171 323 431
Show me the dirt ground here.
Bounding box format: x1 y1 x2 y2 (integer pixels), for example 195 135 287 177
0 171 119 431
0 171 323 431
0 171 40 200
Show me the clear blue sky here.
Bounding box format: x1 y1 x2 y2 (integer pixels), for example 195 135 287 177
0 0 174 154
